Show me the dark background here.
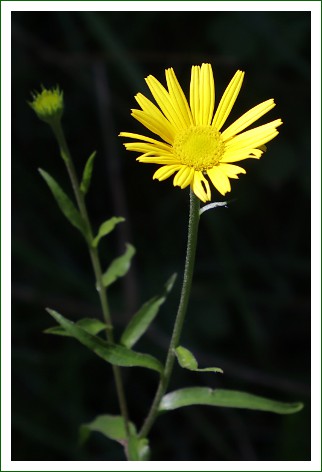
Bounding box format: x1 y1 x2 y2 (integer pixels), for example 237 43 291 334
12 10 310 461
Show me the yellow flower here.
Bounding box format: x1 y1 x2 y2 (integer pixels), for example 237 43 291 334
120 64 282 202
29 86 64 124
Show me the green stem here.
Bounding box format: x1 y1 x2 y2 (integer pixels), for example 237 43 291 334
50 120 130 437
139 189 200 439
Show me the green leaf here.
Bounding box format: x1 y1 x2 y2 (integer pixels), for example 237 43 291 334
46 309 163 373
44 317 108 337
92 216 125 248
80 151 96 195
80 414 136 445
163 272 177 293
121 273 177 349
175 346 223 374
79 414 150 460
102 243 136 288
159 387 304 415
39 168 87 239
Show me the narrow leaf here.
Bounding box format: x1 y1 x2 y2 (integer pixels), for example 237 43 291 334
79 414 149 460
80 414 136 445
102 243 136 288
159 387 304 415
175 346 223 374
163 273 177 293
46 309 163 373
121 273 177 349
44 317 108 337
92 216 125 248
39 168 87 238
80 151 96 195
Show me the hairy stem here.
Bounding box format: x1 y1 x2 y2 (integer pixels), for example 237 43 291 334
139 189 200 439
51 120 130 437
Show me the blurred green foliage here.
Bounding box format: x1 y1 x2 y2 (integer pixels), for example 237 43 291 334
12 11 310 460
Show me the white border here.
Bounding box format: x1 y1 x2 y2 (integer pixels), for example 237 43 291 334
4 0 320 12
3 1 321 471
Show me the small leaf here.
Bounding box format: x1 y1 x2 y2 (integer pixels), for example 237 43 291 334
159 387 304 415
46 309 163 373
80 414 149 460
92 216 125 248
80 414 136 445
175 346 223 374
121 273 177 349
102 243 136 288
80 151 96 195
44 317 108 337
163 273 177 293
39 168 87 238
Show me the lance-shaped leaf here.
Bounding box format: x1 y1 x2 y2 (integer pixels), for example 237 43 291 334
102 243 136 288
46 309 163 373
80 151 96 195
44 317 108 337
92 216 125 248
39 168 87 239
121 273 177 349
79 414 136 445
159 387 304 415
80 414 150 461
175 346 223 374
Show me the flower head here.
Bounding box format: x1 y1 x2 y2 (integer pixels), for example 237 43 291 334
120 64 282 202
29 86 64 125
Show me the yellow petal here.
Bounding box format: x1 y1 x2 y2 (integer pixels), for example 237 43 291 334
173 166 194 188
192 171 211 202
218 163 246 179
212 70 244 131
119 132 172 151
123 142 173 155
207 166 231 195
221 99 276 141
199 63 215 126
135 93 176 138
145 75 185 130
225 119 282 151
132 109 174 144
138 156 181 164
153 165 182 181
220 148 263 163
190 65 200 125
165 68 193 128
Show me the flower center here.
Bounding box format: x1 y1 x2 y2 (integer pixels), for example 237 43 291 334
173 125 224 171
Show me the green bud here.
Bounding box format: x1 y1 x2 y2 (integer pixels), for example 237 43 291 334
29 86 64 125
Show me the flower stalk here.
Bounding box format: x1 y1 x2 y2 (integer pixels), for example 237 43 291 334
139 189 200 438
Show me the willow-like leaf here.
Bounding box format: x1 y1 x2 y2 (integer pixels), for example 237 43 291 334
46 309 163 373
159 387 304 414
44 317 108 337
80 150 96 195
175 346 223 374
102 243 136 288
39 168 87 238
92 216 125 248
121 273 177 349
79 414 136 445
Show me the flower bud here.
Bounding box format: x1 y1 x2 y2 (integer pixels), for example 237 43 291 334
29 86 64 125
